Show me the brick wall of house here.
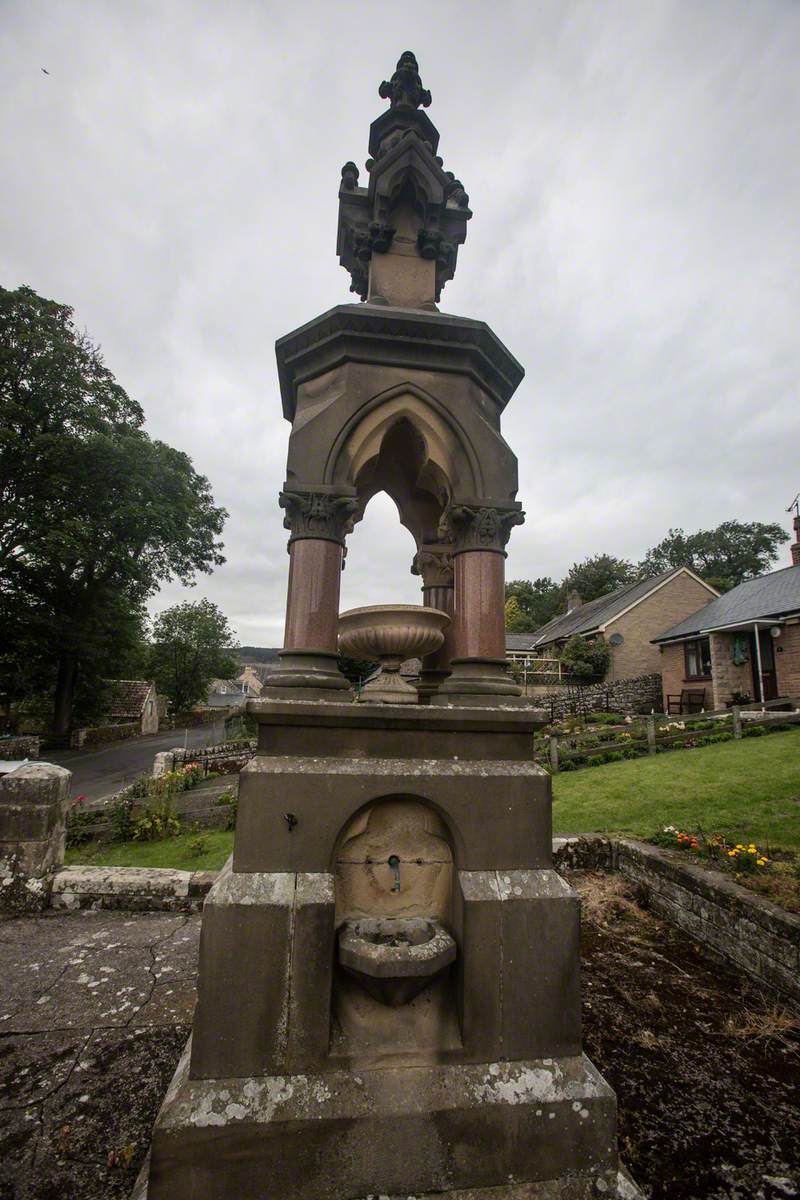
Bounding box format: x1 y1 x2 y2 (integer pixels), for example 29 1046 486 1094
606 571 717 683
656 643 709 711
710 633 752 708
776 622 800 698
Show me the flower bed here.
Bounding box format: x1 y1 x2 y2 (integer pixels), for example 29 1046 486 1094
649 825 799 914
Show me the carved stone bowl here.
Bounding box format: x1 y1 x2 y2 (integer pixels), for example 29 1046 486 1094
338 916 457 1007
338 604 450 704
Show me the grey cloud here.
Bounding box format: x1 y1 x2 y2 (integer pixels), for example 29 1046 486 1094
3 0 798 643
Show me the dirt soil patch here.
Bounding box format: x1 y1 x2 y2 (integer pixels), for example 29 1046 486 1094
573 872 800 1199
1 882 798 1200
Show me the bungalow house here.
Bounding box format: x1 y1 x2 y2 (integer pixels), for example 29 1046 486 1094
652 533 800 710
105 679 160 734
529 568 719 683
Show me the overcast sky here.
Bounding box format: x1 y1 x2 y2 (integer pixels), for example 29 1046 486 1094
3 0 799 646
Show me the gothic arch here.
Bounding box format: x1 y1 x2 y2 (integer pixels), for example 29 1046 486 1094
324 382 483 500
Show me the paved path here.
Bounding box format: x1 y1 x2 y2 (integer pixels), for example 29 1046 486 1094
0 909 201 1200
45 723 225 802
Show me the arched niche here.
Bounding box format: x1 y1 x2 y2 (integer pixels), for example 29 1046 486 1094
333 796 455 926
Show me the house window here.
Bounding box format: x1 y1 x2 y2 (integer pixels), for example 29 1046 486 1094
684 637 711 679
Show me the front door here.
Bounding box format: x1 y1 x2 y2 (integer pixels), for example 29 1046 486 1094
750 631 778 702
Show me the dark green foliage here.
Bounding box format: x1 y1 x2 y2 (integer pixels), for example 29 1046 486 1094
639 521 789 592
563 555 636 603
504 577 563 630
559 635 611 682
0 284 227 733
337 653 376 685
149 599 239 712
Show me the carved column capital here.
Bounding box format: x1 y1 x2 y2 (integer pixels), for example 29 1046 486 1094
444 504 525 555
279 489 359 548
411 543 455 587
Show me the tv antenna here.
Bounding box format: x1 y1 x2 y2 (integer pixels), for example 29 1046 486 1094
787 492 800 518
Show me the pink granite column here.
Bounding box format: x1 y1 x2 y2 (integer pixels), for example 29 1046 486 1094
433 503 525 705
412 544 455 700
451 550 506 660
264 488 358 697
283 538 342 652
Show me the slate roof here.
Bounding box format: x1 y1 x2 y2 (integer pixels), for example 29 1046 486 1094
105 680 154 717
653 564 800 643
506 633 541 652
531 571 681 647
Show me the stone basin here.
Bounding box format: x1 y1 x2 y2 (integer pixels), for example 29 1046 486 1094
338 916 457 1006
338 604 450 703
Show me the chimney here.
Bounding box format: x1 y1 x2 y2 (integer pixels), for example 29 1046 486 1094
792 513 800 567
567 589 582 613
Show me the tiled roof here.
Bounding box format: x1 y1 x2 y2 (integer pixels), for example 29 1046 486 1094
105 679 153 717
653 564 800 642
532 571 680 647
506 633 541 651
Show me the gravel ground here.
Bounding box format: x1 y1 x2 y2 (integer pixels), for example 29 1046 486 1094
0 877 797 1200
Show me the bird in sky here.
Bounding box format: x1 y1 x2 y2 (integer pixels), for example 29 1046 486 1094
41 67 49 75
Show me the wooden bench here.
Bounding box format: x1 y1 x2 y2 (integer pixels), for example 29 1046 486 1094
666 688 706 715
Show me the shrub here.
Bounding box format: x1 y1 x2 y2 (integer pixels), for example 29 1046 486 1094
559 636 611 683
131 799 180 842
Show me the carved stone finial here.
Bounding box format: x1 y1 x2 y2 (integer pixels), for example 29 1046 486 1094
340 161 360 191
279 489 359 548
444 504 525 555
378 51 432 111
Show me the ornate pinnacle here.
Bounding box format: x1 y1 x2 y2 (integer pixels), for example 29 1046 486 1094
378 51 431 111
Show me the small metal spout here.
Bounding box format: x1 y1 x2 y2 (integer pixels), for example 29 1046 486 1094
388 854 401 892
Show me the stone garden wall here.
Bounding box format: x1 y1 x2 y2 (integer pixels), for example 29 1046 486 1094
0 735 40 760
152 740 256 778
70 722 139 750
555 836 800 1003
537 673 663 720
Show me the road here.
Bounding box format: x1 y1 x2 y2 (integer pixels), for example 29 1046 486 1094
46 721 225 802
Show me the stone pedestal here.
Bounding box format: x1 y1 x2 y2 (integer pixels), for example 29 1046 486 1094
0 762 71 913
143 700 621 1199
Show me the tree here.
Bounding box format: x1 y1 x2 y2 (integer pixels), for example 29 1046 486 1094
504 577 563 630
559 635 610 683
337 653 377 686
0 285 227 733
562 554 636 603
149 600 239 712
639 521 790 592
504 595 525 631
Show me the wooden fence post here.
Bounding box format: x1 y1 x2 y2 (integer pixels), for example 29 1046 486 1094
732 705 742 740
646 714 656 755
549 735 560 774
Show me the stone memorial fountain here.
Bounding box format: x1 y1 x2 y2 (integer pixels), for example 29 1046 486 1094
141 51 627 1200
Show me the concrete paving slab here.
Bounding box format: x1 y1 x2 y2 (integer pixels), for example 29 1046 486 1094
0 910 200 1200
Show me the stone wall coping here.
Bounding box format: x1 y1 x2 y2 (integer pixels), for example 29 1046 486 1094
556 834 799 932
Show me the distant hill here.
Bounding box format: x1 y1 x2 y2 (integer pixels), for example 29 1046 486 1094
238 646 281 664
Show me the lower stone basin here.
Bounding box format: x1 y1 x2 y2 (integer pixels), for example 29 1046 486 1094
338 916 457 1006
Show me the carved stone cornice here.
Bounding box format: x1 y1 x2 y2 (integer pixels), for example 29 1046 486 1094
444 504 525 555
411 544 455 588
279 489 359 547
275 305 524 422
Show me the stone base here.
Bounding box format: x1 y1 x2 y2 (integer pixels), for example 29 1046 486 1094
143 1042 620 1200
432 658 527 707
259 650 352 701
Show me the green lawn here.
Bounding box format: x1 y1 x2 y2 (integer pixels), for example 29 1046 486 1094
552 728 800 851
65 828 235 871
66 729 800 870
